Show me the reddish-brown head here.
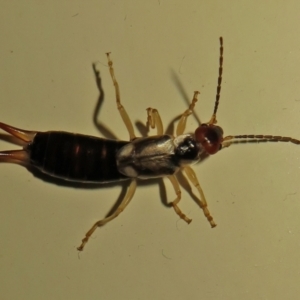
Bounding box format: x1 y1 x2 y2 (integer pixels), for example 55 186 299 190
195 124 224 155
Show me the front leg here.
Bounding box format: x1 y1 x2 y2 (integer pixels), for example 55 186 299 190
176 91 200 136
183 166 216 228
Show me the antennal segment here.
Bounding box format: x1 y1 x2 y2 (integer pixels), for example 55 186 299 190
209 37 223 125
222 134 300 148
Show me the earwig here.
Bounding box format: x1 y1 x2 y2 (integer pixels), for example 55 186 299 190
1 38 300 251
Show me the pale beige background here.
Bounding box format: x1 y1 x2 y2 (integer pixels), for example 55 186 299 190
1 1 300 299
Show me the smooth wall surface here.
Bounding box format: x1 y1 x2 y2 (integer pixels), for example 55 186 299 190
1 1 300 299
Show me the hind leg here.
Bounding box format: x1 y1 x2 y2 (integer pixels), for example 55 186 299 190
77 179 137 251
106 53 136 141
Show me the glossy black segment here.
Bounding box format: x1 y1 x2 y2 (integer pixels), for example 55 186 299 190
175 137 200 162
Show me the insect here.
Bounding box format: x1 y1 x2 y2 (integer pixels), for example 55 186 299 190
1 38 299 251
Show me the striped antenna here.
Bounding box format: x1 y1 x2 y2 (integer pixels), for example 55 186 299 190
222 134 300 148
209 37 223 125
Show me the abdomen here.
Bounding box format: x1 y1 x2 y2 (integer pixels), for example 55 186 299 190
28 131 129 183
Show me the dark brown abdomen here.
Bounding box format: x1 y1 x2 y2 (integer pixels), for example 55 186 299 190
28 131 129 183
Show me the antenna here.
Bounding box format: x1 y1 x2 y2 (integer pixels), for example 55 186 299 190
222 134 300 148
209 37 223 125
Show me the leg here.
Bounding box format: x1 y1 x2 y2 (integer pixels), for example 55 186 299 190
106 53 136 140
146 107 164 135
77 179 137 251
168 175 192 224
183 166 216 227
176 91 200 136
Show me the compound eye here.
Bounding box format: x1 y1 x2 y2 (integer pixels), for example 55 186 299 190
195 124 224 155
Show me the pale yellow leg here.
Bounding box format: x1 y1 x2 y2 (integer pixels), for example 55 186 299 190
183 166 216 228
106 53 136 140
176 91 200 136
146 108 164 135
168 175 192 224
77 180 137 251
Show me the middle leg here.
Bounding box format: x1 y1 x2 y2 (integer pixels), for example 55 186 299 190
168 175 192 224
146 108 164 135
